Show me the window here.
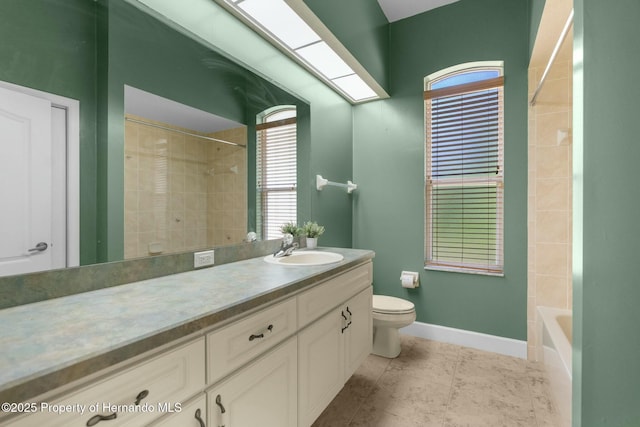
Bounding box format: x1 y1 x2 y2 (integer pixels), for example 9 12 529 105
424 62 504 275
256 106 297 240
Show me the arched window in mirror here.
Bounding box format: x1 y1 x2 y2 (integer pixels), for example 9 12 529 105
256 106 297 240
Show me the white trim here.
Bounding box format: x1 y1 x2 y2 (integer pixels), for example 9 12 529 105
400 320 527 359
424 60 504 88
0 80 80 268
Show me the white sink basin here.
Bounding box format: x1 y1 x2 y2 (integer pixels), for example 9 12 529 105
264 251 344 266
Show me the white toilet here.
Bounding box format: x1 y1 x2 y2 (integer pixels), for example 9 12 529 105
372 295 416 358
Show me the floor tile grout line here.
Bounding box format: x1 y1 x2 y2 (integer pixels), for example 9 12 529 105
440 344 462 427
525 366 543 427
345 356 392 426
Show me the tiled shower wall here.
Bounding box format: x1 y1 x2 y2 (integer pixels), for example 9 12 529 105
527 57 573 359
206 126 248 246
124 115 247 259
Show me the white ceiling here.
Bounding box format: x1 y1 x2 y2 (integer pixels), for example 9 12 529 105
124 86 243 133
376 0 460 22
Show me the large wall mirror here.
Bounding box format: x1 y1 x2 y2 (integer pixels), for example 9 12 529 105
124 86 249 259
0 0 310 277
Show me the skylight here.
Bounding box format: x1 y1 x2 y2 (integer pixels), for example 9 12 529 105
220 0 387 103
237 0 320 49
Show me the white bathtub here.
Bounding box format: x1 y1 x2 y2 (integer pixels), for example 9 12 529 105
537 306 572 427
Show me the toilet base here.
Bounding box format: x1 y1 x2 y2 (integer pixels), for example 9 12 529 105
372 326 402 358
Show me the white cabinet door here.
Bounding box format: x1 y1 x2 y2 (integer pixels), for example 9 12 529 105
208 337 297 427
344 287 373 379
297 263 372 328
150 394 206 427
297 308 345 427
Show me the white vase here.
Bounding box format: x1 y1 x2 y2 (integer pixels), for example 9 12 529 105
306 237 317 249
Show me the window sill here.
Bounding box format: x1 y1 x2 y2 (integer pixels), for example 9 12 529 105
424 265 504 277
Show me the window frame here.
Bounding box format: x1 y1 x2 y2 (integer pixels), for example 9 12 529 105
424 61 505 276
256 105 297 240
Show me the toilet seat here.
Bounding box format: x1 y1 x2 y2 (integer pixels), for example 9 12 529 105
372 295 415 315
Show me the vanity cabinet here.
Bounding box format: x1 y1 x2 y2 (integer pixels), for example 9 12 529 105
207 337 298 427
1 260 373 427
297 264 373 427
4 338 205 427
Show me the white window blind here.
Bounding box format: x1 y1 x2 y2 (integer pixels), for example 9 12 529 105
256 109 297 240
424 69 504 275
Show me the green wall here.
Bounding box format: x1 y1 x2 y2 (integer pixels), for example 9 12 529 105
352 0 529 340
299 0 384 242
528 0 546 58
304 0 389 91
98 0 309 261
573 1 640 425
0 0 99 265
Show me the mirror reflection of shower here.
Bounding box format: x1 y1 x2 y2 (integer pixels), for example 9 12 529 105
123 85 248 259
205 165 239 176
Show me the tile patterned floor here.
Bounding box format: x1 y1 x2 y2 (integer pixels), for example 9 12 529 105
312 335 562 427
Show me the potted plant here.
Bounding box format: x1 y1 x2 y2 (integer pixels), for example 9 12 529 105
280 221 302 237
302 221 325 249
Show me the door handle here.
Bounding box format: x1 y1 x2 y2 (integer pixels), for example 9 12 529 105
28 242 48 252
215 394 226 414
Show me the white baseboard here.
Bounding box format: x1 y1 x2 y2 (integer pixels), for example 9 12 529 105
400 321 527 359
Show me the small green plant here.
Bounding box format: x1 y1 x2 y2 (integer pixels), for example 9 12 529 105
280 221 302 237
302 221 325 238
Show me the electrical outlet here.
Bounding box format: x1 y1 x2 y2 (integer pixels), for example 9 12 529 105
194 250 215 268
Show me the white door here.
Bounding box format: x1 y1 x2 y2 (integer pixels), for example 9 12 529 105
0 85 66 277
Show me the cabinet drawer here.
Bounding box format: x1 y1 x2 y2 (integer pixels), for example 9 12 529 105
207 298 297 384
5 338 205 427
150 394 206 427
298 263 372 328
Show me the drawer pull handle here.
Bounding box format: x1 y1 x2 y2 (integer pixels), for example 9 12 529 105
134 389 149 405
216 394 226 414
249 324 273 341
345 306 352 327
86 413 117 426
195 408 206 427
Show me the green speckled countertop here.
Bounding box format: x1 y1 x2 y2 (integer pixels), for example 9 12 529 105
0 248 374 404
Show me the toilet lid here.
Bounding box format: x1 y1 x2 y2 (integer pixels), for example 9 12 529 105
372 295 415 314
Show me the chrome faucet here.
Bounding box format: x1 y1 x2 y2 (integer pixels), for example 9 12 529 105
273 233 298 257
